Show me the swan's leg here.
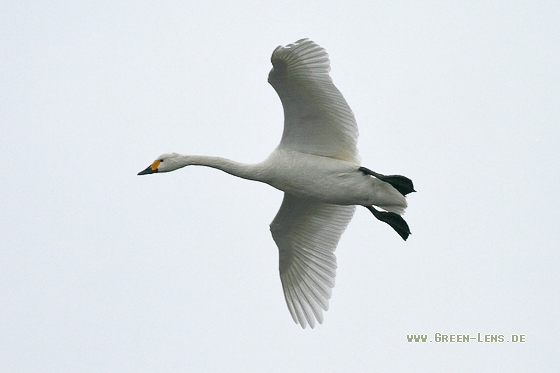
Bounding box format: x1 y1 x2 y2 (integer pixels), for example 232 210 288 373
365 205 411 241
359 167 416 196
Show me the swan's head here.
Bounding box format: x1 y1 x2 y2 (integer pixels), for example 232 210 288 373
138 152 183 175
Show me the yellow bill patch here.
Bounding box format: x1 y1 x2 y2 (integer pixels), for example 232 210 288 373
150 160 161 171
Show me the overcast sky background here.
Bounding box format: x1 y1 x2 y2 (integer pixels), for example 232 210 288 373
2 1 559 371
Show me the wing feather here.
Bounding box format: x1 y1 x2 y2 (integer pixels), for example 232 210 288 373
270 194 355 328
268 39 359 163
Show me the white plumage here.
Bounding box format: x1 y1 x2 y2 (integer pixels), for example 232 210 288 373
138 39 414 328
268 39 359 163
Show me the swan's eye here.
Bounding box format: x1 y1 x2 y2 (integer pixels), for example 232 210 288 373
159 159 164 162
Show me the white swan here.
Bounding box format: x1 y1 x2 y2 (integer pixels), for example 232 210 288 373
138 39 414 328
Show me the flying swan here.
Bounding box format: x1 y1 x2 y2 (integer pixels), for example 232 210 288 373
138 39 414 328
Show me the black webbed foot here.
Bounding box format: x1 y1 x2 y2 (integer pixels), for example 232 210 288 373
375 175 416 196
359 167 416 196
365 205 411 241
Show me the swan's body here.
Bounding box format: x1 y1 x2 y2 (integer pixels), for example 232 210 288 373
154 149 407 212
138 39 414 328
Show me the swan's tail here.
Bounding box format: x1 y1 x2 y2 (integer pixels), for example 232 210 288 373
372 178 409 215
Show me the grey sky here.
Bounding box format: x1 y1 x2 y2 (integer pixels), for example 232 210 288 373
2 1 559 371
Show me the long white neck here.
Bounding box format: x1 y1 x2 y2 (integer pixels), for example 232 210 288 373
174 154 266 182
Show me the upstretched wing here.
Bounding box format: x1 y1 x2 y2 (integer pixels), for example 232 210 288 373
270 194 355 328
268 39 359 164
